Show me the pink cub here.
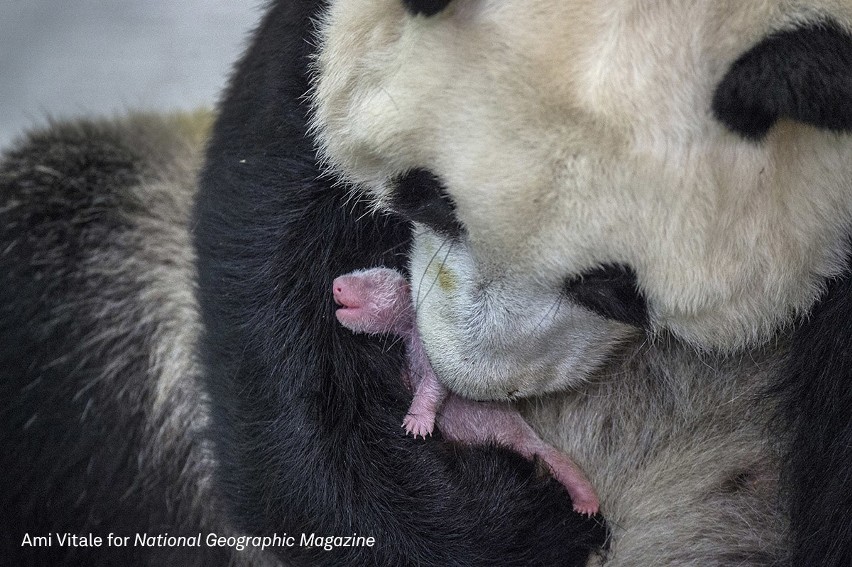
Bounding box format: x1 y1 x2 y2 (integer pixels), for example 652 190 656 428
332 267 599 516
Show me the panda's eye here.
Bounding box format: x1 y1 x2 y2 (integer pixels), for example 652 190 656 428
563 264 648 327
402 0 452 17
390 169 463 238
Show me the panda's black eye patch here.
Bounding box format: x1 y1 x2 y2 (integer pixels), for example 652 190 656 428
403 0 452 17
712 21 852 141
390 169 463 238
564 264 648 328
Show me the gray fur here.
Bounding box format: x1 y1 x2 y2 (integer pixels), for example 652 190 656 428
0 114 279 566
523 336 789 566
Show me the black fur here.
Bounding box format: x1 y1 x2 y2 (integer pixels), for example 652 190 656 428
402 0 452 17
194 1 606 566
779 269 852 567
0 119 227 565
713 21 852 140
391 168 464 238
564 264 648 328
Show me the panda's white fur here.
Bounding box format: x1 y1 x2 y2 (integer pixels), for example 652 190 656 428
407 226 637 398
312 0 852 355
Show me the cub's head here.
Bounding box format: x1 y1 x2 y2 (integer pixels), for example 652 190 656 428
311 0 852 399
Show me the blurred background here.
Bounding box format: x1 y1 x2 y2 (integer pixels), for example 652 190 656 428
0 0 264 149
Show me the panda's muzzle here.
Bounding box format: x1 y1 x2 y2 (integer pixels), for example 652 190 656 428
391 170 648 329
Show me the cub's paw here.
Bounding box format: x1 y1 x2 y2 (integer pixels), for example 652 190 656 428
402 414 435 439
571 498 600 517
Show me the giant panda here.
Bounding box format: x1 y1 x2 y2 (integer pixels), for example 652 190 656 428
1 1 850 566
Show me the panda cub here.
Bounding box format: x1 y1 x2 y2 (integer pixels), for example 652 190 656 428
333 266 600 516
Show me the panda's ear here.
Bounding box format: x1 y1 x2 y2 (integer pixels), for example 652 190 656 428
712 22 852 141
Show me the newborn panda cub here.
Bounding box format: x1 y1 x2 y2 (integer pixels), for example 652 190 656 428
332 267 599 516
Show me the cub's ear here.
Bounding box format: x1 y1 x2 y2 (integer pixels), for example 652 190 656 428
712 22 852 140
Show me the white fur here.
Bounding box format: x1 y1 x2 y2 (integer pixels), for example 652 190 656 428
311 0 852 351
409 225 635 399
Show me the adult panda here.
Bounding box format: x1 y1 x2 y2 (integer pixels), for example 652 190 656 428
1 1 850 566
304 0 851 563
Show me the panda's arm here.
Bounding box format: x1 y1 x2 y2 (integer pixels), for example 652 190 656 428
193 2 606 566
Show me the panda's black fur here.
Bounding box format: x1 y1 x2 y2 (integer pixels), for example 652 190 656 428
0 0 850 566
563 265 648 328
779 267 852 566
0 117 228 566
402 0 453 17
712 21 852 141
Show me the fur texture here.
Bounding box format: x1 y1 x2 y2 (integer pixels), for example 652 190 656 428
194 2 606 565
713 21 852 140
311 0 852 350
779 265 852 565
1 0 851 565
311 1 852 565
0 114 243 566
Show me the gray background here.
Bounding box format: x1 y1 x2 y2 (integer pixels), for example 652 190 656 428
0 1 264 149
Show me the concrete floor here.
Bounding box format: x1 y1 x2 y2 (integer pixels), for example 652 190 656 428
0 1 264 149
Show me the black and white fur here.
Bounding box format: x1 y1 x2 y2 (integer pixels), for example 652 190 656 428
0 115 236 565
312 2 852 563
1 0 850 566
